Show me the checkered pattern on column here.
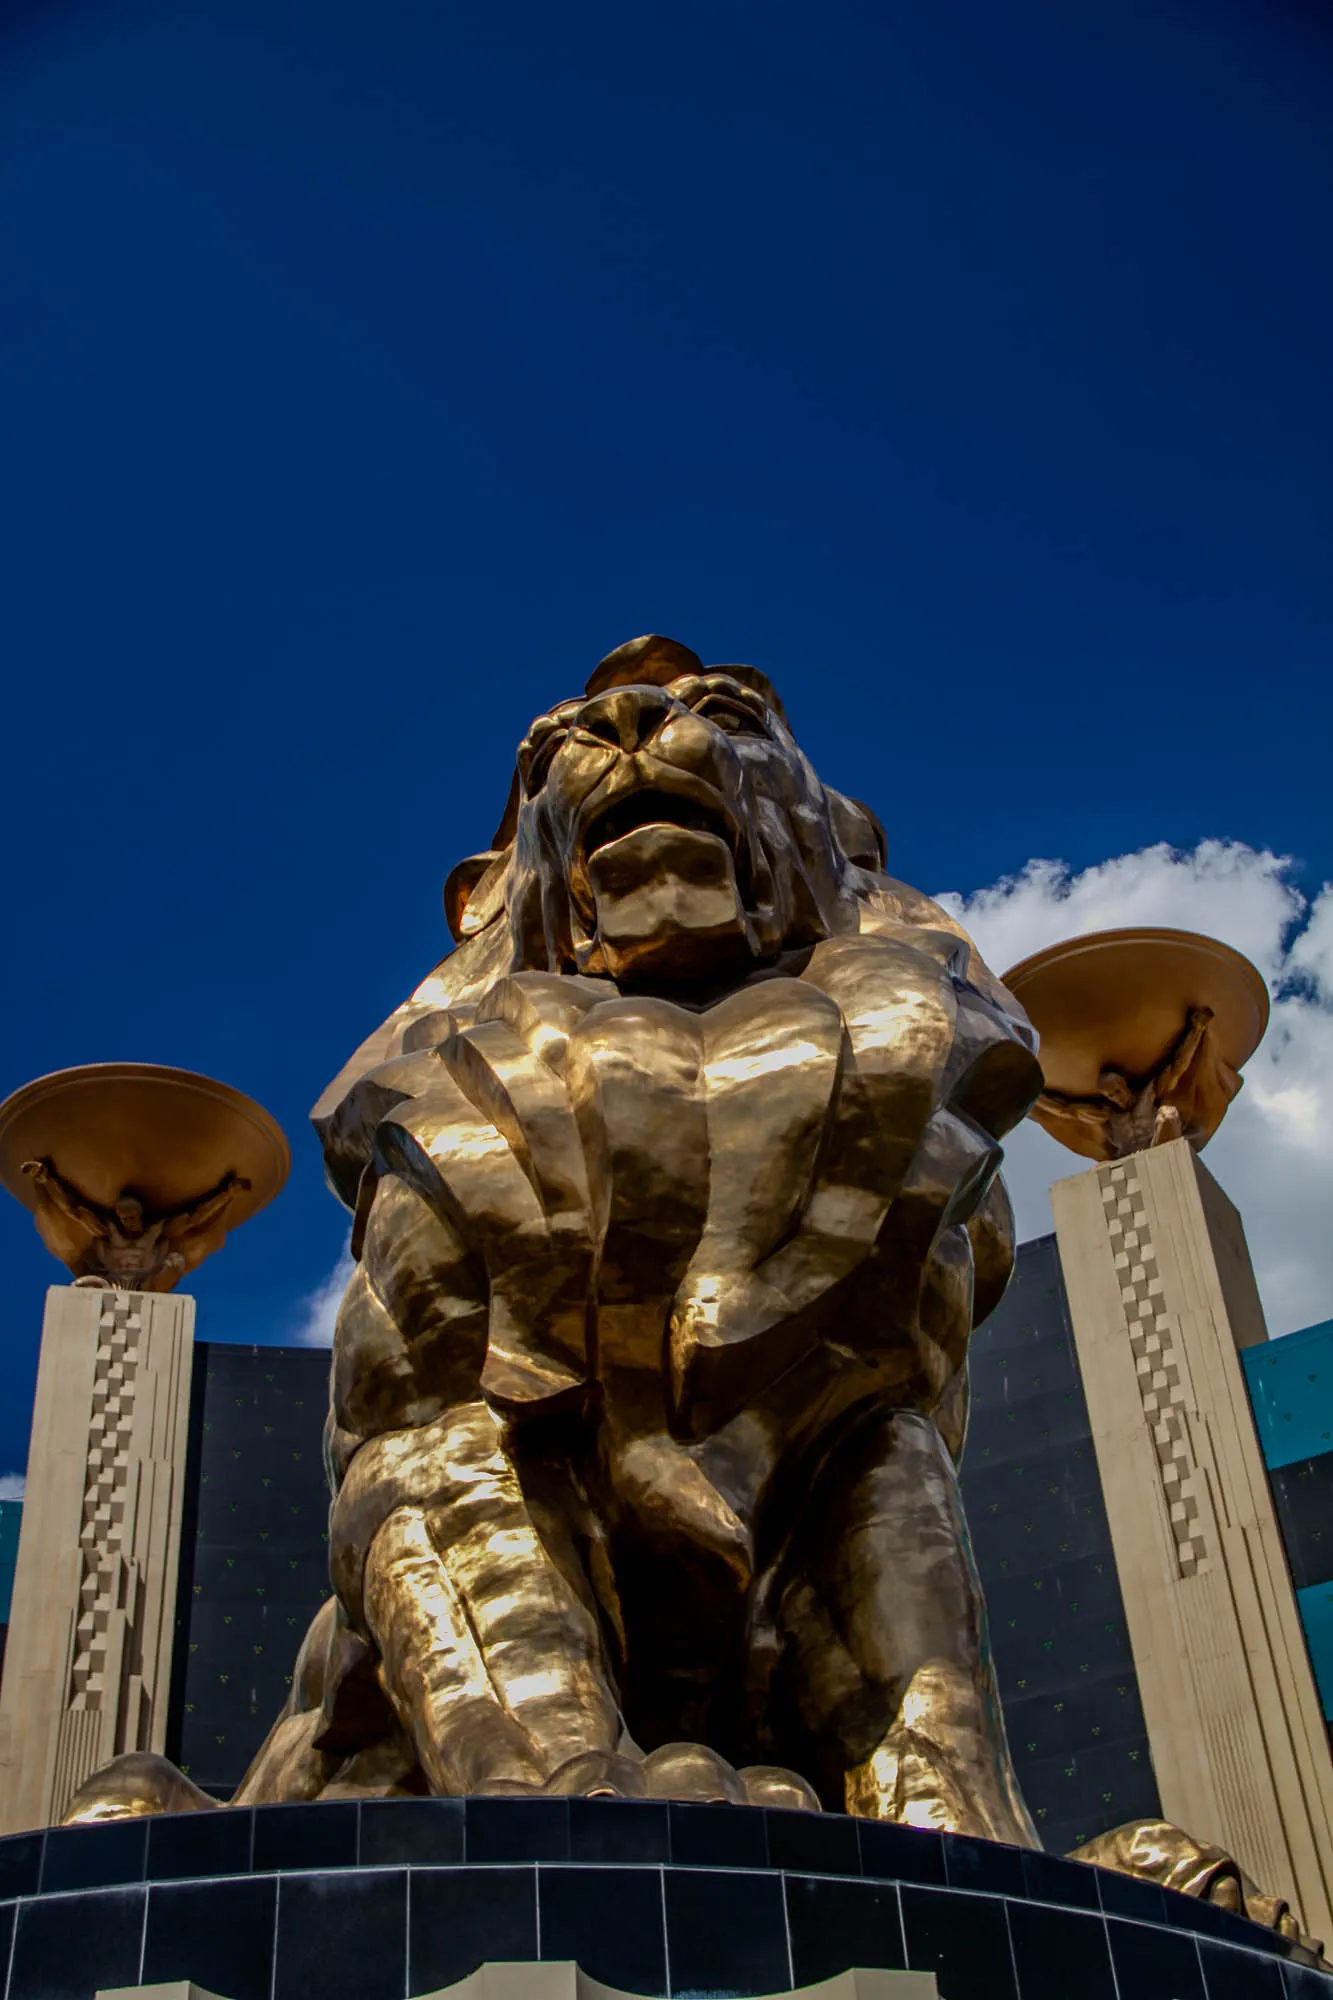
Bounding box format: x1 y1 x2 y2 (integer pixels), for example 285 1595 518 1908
1097 1161 1210 1579
70 1293 141 1706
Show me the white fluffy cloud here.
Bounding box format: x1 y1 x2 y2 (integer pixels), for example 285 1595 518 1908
292 1238 354 1347
936 842 1333 1337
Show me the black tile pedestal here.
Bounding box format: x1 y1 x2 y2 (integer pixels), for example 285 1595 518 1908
0 1799 1325 2000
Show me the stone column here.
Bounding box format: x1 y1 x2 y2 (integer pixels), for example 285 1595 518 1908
1051 1138 1333 1942
0 1284 194 1833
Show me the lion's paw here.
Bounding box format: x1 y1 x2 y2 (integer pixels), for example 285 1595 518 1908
541 1752 649 1798
737 1762 822 1812
61 1752 219 1823
536 1741 820 1808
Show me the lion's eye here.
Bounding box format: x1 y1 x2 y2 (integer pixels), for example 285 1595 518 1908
697 698 764 737
520 726 568 796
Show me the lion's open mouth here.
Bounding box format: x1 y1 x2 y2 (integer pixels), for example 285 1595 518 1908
584 788 734 858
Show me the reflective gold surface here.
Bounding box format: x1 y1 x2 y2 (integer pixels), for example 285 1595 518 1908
58 639 1308 1940
1003 928 1268 1160
61 1751 219 1824
238 634 1046 1838
1071 1819 1325 1961
0 1063 289 1288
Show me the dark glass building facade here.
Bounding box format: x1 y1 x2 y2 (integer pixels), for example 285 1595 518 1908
960 1233 1160 1856
167 1342 332 1796
0 1500 20 1684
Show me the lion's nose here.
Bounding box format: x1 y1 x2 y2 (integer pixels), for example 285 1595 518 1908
577 684 675 752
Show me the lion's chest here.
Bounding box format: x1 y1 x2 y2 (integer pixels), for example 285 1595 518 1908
570 983 840 1267
402 941 965 1420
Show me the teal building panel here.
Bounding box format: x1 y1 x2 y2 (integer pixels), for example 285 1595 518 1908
1241 1319 1333 1470
1240 1319 1333 1741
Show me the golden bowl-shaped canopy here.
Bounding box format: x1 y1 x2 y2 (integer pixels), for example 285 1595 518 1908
0 1062 289 1256
1002 928 1269 1158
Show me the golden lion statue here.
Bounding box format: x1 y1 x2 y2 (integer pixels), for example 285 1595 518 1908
64 635 1319 1953
236 632 1044 1831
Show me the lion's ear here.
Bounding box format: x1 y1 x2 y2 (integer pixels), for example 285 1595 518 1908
444 850 510 941
828 791 888 871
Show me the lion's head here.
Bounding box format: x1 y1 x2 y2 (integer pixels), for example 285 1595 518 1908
313 634 1028 1208
444 634 886 989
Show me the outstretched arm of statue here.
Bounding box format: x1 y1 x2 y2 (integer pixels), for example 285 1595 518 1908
1152 1103 1185 1145
1154 1005 1215 1097
20 1158 110 1237
1034 1088 1111 1127
140 1248 188 1294
162 1170 251 1240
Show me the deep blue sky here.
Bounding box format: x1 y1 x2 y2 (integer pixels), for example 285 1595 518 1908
1 0 1330 1476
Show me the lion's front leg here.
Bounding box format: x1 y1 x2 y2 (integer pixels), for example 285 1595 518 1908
770 1406 1038 1846
339 1402 624 1796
